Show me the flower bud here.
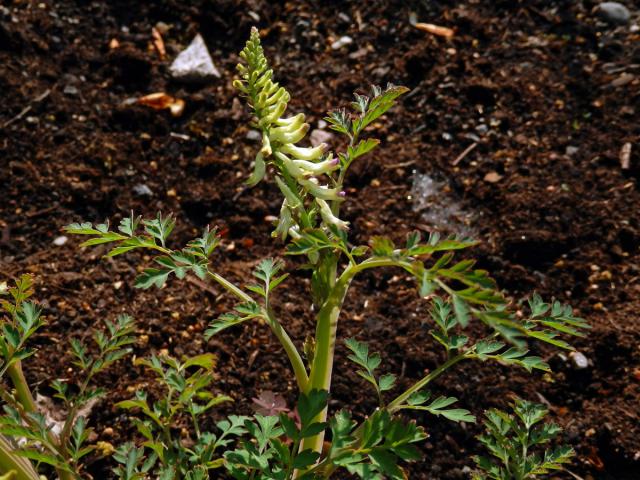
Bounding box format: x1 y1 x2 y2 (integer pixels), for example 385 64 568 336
246 152 266 187
299 179 344 201
269 122 309 144
292 157 340 175
316 198 349 230
279 143 327 161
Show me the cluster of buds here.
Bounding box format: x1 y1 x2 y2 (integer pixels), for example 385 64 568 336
234 27 349 238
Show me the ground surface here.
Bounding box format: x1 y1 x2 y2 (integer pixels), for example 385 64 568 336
1 0 639 478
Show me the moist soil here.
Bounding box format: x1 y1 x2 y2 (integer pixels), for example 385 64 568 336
1 1 639 479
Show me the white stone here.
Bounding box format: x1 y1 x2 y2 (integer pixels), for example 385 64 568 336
569 351 589 369
331 36 353 50
170 34 220 81
53 236 68 246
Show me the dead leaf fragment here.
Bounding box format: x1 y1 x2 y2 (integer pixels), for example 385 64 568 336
151 27 166 60
136 92 185 117
484 171 503 183
414 22 454 38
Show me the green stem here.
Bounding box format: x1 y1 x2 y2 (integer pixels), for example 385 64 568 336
387 353 468 412
207 271 253 304
300 270 352 455
299 257 415 455
0 435 39 480
6 363 75 480
6 364 36 414
207 271 309 391
264 309 309 391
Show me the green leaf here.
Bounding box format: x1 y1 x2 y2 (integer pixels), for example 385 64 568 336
452 295 470 327
353 85 409 134
378 374 396 392
297 389 328 429
143 213 175 248
370 237 395 257
292 450 321 469
134 268 170 289
347 138 380 161
205 302 261 339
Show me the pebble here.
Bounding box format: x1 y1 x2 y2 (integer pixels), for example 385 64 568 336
53 235 68 246
569 351 589 369
484 171 503 183
245 130 262 142
475 123 488 134
597 2 631 25
565 145 579 156
331 36 352 50
63 85 78 95
132 184 153 196
170 34 221 82
310 129 333 146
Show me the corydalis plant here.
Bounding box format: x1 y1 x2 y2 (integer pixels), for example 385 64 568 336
473 399 574 480
0 275 135 480
65 28 588 479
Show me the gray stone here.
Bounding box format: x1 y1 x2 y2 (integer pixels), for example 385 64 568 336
245 130 262 142
475 123 489 135
133 184 153 196
565 146 579 156
598 2 631 25
63 85 78 96
170 34 221 82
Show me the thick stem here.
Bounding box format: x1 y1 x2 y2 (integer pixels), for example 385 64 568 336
6 363 74 480
6 364 36 414
0 435 39 480
300 272 352 454
299 257 414 455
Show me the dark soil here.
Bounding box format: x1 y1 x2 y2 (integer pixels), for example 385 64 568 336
1 1 639 479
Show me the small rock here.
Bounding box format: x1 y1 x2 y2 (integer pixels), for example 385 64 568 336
310 129 334 146
464 133 481 142
475 123 489 135
245 130 262 142
569 351 589 369
484 171 503 183
442 132 453 141
132 184 153 196
331 36 353 50
565 145 579 156
597 2 631 25
63 85 78 95
53 236 68 246
170 34 220 82
611 72 635 87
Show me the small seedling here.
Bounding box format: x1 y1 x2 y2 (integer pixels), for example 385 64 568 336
473 398 574 480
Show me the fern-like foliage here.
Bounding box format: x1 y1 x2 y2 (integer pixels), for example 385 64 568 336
473 399 574 480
